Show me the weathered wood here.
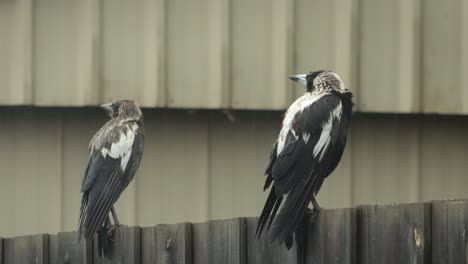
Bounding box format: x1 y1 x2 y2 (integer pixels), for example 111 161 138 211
154 222 192 264
306 208 357 264
193 218 246 264
431 200 468 264
357 203 430 264
49 231 92 264
0 237 3 264
3 234 49 264
246 217 297 264
141 226 157 264
94 226 141 263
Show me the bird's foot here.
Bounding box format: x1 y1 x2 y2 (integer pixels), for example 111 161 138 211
313 206 321 213
107 225 120 241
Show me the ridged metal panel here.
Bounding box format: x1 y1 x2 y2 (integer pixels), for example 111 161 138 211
0 0 32 105
230 0 294 109
422 0 468 114
2 0 468 112
359 0 421 112
34 0 99 106
294 0 358 102
0 109 467 238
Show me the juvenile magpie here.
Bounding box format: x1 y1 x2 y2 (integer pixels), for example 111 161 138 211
256 71 353 248
78 100 144 258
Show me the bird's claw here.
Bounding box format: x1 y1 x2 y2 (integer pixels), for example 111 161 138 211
313 206 321 213
107 225 118 237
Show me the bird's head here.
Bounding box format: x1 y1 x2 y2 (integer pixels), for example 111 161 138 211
100 100 143 119
289 70 346 93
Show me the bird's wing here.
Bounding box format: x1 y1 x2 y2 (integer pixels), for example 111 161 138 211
78 121 140 240
257 94 345 243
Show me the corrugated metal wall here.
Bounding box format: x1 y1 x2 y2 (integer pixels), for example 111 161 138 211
1 0 468 113
0 108 467 237
1 0 468 238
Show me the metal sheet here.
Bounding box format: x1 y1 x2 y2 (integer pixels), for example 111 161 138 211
359 0 421 113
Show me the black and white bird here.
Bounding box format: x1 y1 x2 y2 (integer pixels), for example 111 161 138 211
78 100 144 258
256 70 353 248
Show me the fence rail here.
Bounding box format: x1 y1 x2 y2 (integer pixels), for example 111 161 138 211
1 200 467 263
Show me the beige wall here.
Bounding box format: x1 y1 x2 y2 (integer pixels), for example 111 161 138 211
0 108 467 237
0 0 468 113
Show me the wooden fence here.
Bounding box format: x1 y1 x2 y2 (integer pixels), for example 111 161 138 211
1 200 467 263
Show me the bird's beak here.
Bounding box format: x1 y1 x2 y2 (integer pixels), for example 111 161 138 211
289 74 307 86
100 103 113 114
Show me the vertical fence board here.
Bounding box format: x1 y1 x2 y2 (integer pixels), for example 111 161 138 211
155 223 192 264
0 238 3 264
246 218 297 264
193 218 246 264
94 226 141 263
141 227 157 264
4 234 49 264
431 200 468 264
49 231 92 264
306 208 357 264
357 203 430 264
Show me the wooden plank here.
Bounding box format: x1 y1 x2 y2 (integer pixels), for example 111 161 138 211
3 234 49 264
431 200 468 263
0 238 3 264
305 208 357 264
94 226 140 263
49 231 92 264
141 226 157 264
357 203 430 264
193 218 246 264
246 217 297 264
154 223 192 264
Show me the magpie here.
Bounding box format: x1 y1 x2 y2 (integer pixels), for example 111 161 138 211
256 70 353 248
78 100 144 258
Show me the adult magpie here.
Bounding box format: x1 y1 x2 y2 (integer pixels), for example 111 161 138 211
78 100 144 258
256 70 353 248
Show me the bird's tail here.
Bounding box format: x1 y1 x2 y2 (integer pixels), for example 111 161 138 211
256 186 283 239
97 217 114 258
268 174 316 249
